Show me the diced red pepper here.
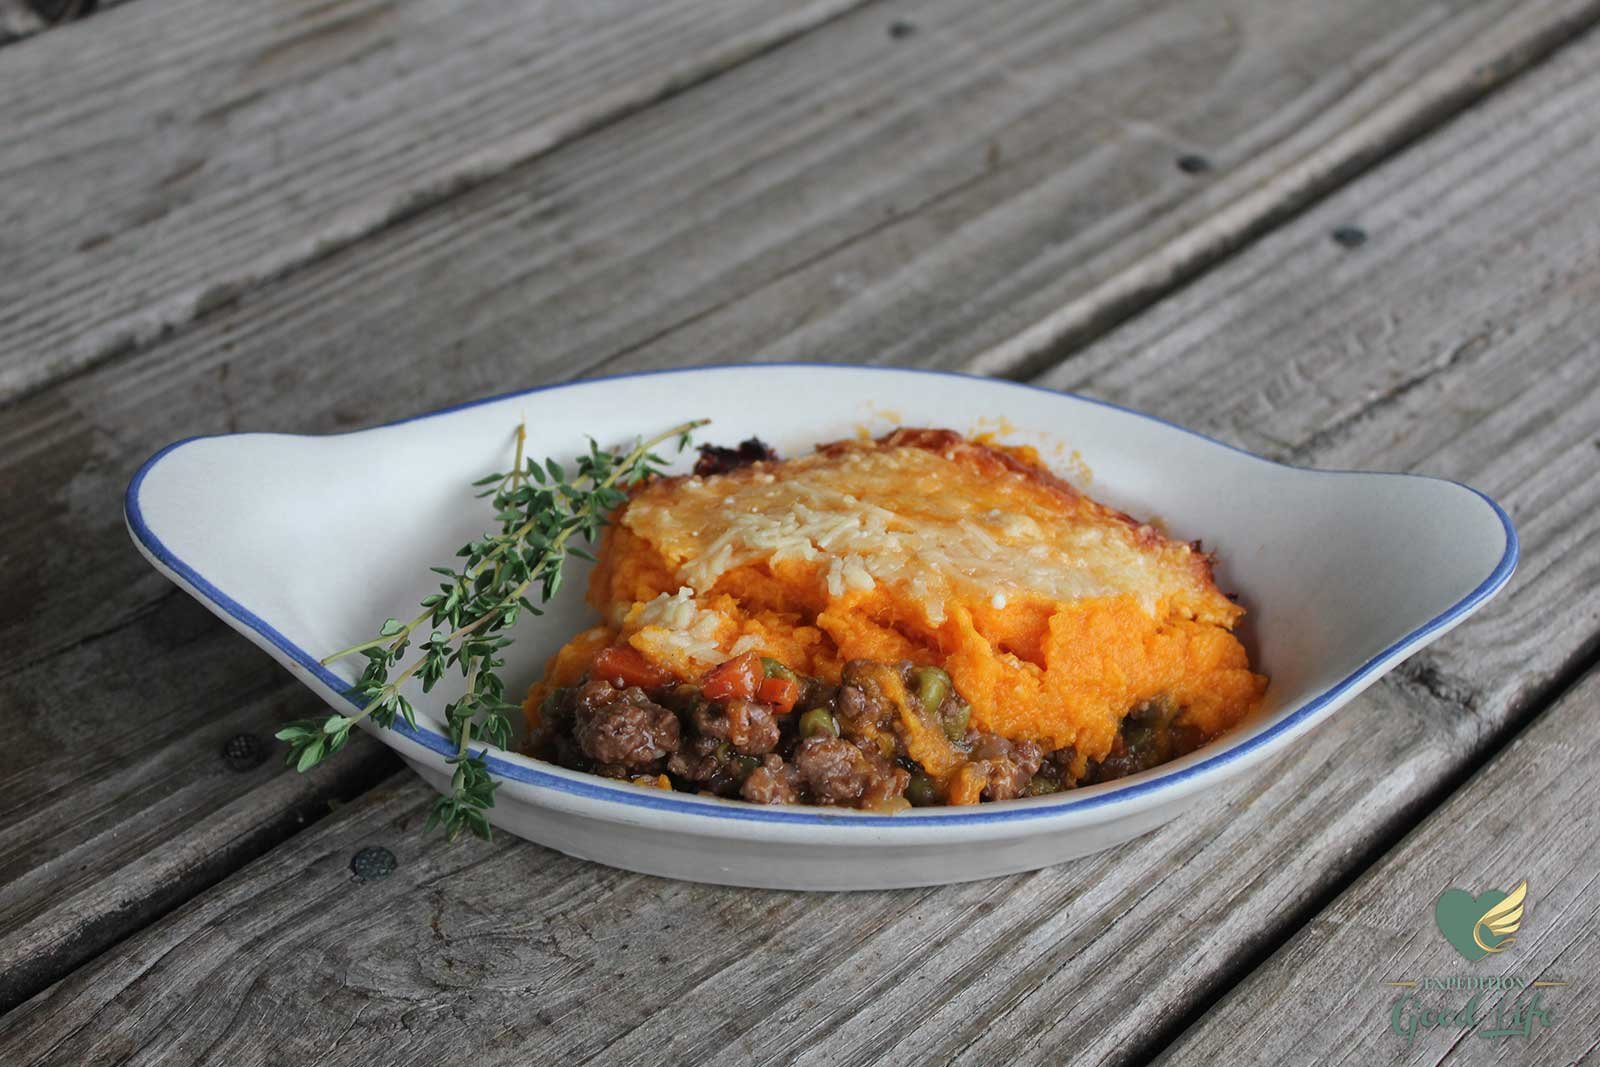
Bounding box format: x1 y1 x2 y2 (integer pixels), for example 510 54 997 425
757 676 801 715
592 645 675 689
701 651 763 702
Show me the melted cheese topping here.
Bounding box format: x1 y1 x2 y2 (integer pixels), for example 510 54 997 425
621 436 1236 628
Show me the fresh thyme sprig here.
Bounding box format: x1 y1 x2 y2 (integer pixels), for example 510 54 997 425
277 418 707 842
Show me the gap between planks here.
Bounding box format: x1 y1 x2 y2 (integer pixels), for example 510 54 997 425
9 2 1587 1011
1016 26 1600 1060
3 0 1600 1043
1154 653 1600 1065
6 0 1600 413
6 14 1600 1061
0 0 882 402
1137 639 1600 1066
3 0 1600 1023
959 0 1600 384
0 0 107 47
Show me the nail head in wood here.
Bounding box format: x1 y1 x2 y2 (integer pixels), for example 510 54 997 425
1332 225 1368 248
222 732 264 771
350 846 397 882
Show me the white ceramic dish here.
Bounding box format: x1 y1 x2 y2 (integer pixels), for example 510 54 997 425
125 364 1515 889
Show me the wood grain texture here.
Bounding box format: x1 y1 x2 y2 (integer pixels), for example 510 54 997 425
1157 666 1600 1066
7 0 1591 1012
8 19 1600 1064
1033 25 1600 737
0 592 401 1013
7 0 1598 410
7 0 1590 675
0 0 875 1010
0 0 873 400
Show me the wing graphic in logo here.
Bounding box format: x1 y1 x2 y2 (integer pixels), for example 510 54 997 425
1473 879 1527 954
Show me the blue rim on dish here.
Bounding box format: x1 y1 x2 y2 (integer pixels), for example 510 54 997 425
124 363 1520 827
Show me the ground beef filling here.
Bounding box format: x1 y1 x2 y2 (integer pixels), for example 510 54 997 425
527 655 1210 809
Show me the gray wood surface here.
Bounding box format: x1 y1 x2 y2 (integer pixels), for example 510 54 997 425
0 0 873 401
0 608 401 1014
1158 665 1600 1066
6 16 1600 1062
6 0 1596 409
8 0 1594 1017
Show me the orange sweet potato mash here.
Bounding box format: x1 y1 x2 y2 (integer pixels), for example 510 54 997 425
528 429 1265 769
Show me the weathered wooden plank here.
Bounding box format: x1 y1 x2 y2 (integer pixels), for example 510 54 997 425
1032 38 1600 732
0 0 873 400
6 0 1588 1012
1156 666 1600 1065
466 0 1600 388
0 593 401 1014
7 18 1600 1063
8 0 1598 410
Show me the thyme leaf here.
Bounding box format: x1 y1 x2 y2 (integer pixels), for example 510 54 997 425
277 418 707 841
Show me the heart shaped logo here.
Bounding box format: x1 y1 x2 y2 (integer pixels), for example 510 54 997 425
1434 881 1527 961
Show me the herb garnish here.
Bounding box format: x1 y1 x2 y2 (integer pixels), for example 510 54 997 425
276 419 706 841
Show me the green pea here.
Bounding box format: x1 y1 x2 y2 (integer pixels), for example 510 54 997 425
940 699 971 742
1121 724 1158 763
1024 774 1061 797
735 755 761 774
904 773 939 807
798 708 840 739
910 666 951 716
761 657 800 683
